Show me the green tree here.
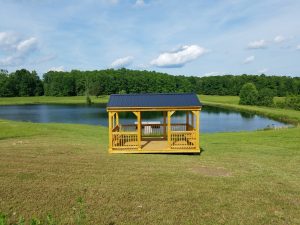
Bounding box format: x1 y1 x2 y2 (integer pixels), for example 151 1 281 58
284 95 300 110
239 82 258 105
257 88 275 106
0 70 9 96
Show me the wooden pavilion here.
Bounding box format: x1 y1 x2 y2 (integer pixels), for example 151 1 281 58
106 93 202 153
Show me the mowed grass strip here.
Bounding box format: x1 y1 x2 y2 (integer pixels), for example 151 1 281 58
0 96 109 105
0 120 299 224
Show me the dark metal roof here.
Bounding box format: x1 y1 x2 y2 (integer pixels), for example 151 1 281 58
107 93 202 108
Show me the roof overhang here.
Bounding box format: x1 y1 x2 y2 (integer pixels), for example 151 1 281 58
107 106 202 112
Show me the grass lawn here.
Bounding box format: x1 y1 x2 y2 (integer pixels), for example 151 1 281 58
0 119 300 224
0 96 109 105
200 95 300 125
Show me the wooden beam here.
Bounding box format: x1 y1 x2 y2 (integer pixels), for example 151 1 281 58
169 111 175 116
132 111 139 117
107 106 201 112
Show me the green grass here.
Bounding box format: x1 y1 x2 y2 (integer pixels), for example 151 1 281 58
0 96 109 105
200 95 300 125
0 119 300 224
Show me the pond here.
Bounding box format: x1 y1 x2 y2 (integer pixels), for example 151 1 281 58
0 104 288 133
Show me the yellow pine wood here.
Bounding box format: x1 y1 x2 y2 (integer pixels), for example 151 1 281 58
108 109 200 153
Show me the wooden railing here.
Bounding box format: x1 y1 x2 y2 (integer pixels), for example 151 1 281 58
111 123 197 151
120 123 192 136
112 131 138 149
170 131 196 149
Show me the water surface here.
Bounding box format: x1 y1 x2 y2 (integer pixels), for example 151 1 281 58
0 104 287 133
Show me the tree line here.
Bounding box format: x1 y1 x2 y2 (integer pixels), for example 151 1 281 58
239 82 300 110
0 68 299 97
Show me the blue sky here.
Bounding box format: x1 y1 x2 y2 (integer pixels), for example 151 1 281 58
0 0 300 76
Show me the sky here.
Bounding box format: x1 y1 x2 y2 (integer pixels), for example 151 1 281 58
0 0 300 77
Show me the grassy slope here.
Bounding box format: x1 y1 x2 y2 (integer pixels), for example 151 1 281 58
200 95 300 125
0 96 109 105
0 120 300 224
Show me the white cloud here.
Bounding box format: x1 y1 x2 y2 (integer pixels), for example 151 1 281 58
150 45 208 68
110 56 134 69
106 0 119 4
48 66 64 72
203 71 226 76
258 68 268 74
274 35 286 43
247 39 267 49
135 0 145 7
0 32 19 50
16 37 38 53
0 55 23 66
243 55 255 64
0 32 39 67
296 45 300 50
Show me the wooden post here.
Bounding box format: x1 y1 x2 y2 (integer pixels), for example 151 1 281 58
186 111 189 131
116 112 119 126
113 112 116 128
191 112 194 129
137 111 141 150
167 111 171 149
108 111 112 152
163 111 167 139
195 110 200 151
167 111 175 149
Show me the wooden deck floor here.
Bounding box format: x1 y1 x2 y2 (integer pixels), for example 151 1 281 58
141 138 168 150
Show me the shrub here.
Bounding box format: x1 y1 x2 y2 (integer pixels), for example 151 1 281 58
0 213 7 225
285 95 300 110
239 82 258 105
257 88 275 106
86 95 92 105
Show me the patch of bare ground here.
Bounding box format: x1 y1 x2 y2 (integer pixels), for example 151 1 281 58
190 166 232 177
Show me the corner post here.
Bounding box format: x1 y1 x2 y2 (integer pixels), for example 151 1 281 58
195 110 200 151
108 111 112 152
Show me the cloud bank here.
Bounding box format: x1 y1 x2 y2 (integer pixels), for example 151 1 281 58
110 56 134 69
243 55 255 64
0 32 38 66
247 40 267 49
274 35 286 43
48 66 64 72
151 45 208 68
